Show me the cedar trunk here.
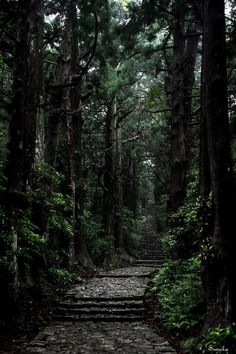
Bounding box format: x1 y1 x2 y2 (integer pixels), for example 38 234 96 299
202 0 236 325
69 0 93 268
103 102 115 243
2 0 44 318
169 0 186 212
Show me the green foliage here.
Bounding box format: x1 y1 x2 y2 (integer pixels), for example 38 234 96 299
160 229 177 255
198 193 214 262
29 162 73 239
24 164 74 266
181 337 198 351
48 192 73 237
147 256 205 333
48 267 82 285
161 172 202 257
80 210 106 264
146 84 168 111
0 122 7 190
33 161 63 187
123 208 141 256
18 215 44 259
49 212 73 238
199 325 236 353
0 210 9 268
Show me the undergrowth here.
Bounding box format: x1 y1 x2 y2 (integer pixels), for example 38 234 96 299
146 256 205 334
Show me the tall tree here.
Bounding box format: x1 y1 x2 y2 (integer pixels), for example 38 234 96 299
169 1 200 213
169 0 186 212
2 0 44 315
69 0 94 268
201 0 236 325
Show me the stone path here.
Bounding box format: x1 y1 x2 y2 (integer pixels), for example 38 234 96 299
23 218 176 354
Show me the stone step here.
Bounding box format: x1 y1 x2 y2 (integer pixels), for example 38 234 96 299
59 300 144 309
140 256 166 261
53 314 144 322
96 273 151 278
138 259 165 262
133 262 163 267
63 295 144 302
140 254 164 258
134 259 164 264
56 307 144 316
140 252 165 256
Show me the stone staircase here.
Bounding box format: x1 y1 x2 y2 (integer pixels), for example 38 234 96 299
52 266 151 323
54 296 145 322
23 217 176 353
51 217 166 324
135 216 166 268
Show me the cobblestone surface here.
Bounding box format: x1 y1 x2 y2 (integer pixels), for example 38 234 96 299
65 276 147 299
23 218 176 354
97 266 154 278
24 322 176 354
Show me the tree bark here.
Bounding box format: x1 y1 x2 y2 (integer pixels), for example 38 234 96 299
202 0 236 325
113 115 124 250
103 102 115 242
2 0 44 318
169 0 186 212
69 0 93 268
183 24 200 165
123 154 138 218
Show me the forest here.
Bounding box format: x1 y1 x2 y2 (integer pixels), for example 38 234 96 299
0 0 236 353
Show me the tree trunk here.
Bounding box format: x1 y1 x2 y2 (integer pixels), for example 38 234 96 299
202 0 236 325
113 116 124 251
2 0 44 318
41 0 72 248
169 0 186 212
183 24 200 166
61 0 76 268
69 0 93 268
123 154 138 218
103 101 115 253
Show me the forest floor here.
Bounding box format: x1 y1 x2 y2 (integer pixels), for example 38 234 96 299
2 218 177 354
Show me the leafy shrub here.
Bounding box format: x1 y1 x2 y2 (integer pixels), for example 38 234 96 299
33 161 63 187
18 214 45 259
0 207 8 260
81 210 106 264
161 173 205 258
199 325 236 353
147 256 205 333
48 266 82 285
123 208 141 257
27 164 74 265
